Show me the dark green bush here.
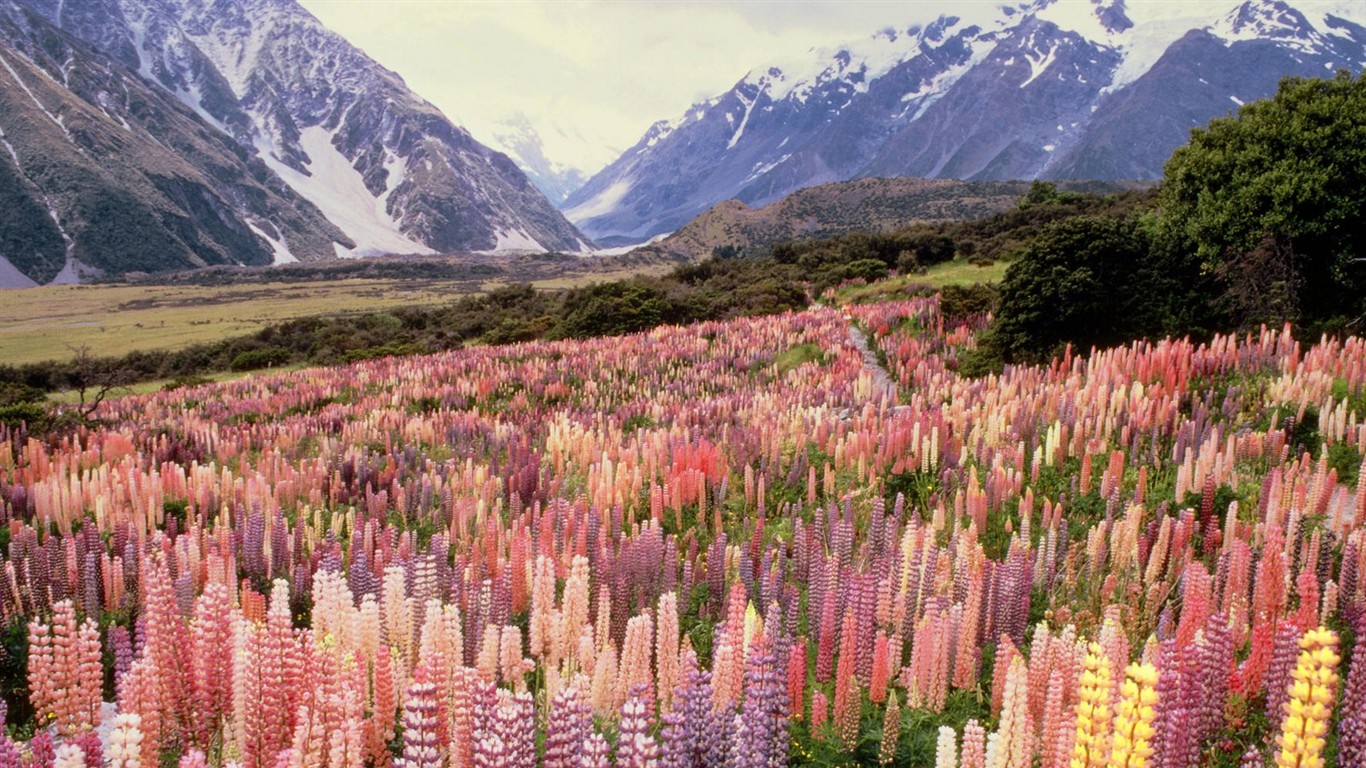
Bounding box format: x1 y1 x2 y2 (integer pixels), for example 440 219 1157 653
229 347 290 371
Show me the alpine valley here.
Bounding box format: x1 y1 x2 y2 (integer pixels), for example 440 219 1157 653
0 0 590 286
561 0 1366 245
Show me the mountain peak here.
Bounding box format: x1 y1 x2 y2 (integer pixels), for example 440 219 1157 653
562 0 1365 243
7 0 592 273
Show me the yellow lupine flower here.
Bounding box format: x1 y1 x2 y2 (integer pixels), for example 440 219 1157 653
1071 644 1114 768
1274 627 1340 768
1105 662 1158 768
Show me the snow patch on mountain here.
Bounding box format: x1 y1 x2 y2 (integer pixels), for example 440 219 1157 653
484 227 545 254
1021 40 1060 87
727 90 756 150
174 1 279 97
257 125 432 257
247 221 298 265
565 178 634 223
0 255 39 289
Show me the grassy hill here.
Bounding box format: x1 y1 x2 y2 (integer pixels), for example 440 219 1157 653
637 177 1142 261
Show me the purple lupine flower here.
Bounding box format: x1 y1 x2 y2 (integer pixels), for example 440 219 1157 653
1197 613 1233 740
1338 622 1366 768
473 678 535 768
733 637 789 768
673 664 729 766
492 689 536 768
81 551 101 618
658 709 689 768
1161 640 1209 768
108 625 133 694
544 682 593 768
1262 621 1303 724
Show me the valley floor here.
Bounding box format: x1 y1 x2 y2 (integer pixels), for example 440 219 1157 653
0 257 670 366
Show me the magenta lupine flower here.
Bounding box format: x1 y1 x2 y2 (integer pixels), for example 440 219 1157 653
618 686 660 768
28 732 55 768
71 730 102 768
580 733 611 768
0 735 20 768
398 679 441 768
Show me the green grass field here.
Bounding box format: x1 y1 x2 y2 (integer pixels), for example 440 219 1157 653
0 265 666 366
0 279 468 365
1 257 1000 369
833 259 1008 305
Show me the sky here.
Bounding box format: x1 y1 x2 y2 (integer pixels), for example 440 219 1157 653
295 1 978 176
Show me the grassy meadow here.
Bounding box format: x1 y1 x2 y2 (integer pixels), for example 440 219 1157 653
0 263 670 366
832 258 1008 305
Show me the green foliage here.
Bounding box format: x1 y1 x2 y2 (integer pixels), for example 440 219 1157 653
0 382 45 408
621 413 657 433
774 343 829 375
1160 71 1366 333
894 232 956 272
552 280 696 339
343 343 422 363
0 161 66 284
0 618 33 735
160 375 213 392
0 383 50 429
993 216 1156 363
1284 406 1322 458
843 259 889 283
938 283 998 321
1020 180 1086 209
229 347 291 371
3 255 813 400
1327 442 1360 485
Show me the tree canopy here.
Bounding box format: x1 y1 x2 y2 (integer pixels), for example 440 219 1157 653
993 216 1154 363
1159 70 1366 332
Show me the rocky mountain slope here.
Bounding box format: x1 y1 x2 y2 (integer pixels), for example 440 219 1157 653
564 0 1366 244
0 1 349 285
0 0 588 286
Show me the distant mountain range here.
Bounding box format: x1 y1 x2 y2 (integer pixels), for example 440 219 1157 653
0 0 589 286
561 0 1366 245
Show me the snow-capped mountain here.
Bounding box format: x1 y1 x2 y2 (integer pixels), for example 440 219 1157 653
1 0 589 285
486 114 595 205
1 0 350 285
564 0 1366 244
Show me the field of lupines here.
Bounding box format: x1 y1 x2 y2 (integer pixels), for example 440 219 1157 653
1 295 1365 768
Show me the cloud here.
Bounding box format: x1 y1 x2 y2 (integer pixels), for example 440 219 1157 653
296 0 960 176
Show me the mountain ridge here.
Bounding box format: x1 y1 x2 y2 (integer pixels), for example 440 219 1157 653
0 0 590 286
562 0 1366 244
